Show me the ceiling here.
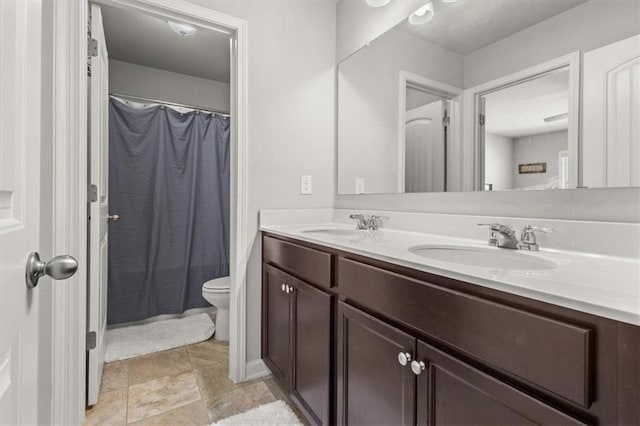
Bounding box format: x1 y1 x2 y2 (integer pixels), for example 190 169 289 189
397 0 587 55
100 5 230 83
484 68 570 138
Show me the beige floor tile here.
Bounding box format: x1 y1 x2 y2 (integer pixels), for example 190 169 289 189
193 360 238 400
186 339 229 369
128 400 209 426
100 361 129 393
127 371 201 424
128 348 192 385
203 381 276 423
262 376 287 400
85 388 127 426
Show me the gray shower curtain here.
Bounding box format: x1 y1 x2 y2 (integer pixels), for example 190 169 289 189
107 98 230 324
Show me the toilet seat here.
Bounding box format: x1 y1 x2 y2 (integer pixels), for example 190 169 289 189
203 277 230 292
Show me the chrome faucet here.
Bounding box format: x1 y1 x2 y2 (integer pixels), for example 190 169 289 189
517 225 554 251
478 223 519 249
478 223 554 250
349 214 388 231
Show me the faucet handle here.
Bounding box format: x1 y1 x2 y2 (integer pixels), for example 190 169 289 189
519 225 554 250
349 213 369 230
523 225 554 234
478 223 515 235
368 215 389 230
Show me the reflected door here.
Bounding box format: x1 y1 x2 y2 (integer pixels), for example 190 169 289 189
404 100 448 192
583 35 640 188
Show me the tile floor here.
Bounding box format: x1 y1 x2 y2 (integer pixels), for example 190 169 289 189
85 337 306 425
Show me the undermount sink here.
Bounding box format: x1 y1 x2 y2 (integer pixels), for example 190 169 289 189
408 244 557 271
302 228 364 236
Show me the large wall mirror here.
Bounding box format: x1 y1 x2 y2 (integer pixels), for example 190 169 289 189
337 0 640 195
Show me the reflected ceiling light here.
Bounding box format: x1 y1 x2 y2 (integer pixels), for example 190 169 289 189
543 112 569 123
366 0 391 7
168 21 197 37
442 0 459 2
408 2 435 25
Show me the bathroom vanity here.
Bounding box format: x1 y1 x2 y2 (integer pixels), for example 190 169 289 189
260 221 640 426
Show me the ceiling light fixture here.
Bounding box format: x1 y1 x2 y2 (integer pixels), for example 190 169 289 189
365 0 391 7
408 2 435 25
543 112 569 123
168 21 197 37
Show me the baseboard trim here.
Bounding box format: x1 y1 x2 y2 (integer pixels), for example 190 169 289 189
245 359 270 381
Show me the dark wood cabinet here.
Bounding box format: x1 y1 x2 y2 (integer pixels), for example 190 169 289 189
262 263 292 386
337 302 416 426
415 340 586 426
291 277 332 425
262 258 334 425
262 233 640 426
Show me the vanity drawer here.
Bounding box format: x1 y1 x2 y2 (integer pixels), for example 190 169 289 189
263 235 332 289
338 257 593 408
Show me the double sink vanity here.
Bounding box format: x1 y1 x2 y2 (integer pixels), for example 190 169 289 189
259 210 640 426
259 0 640 424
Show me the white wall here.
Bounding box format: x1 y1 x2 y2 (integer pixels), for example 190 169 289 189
513 131 567 189
464 0 640 88
109 59 230 112
335 0 640 223
336 0 427 62
190 0 336 365
338 29 463 194
484 133 514 191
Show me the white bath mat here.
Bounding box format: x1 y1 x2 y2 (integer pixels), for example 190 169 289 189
104 313 215 362
212 400 303 426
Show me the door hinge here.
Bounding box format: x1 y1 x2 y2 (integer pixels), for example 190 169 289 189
442 115 451 127
479 114 486 126
89 184 98 202
88 38 98 57
87 331 97 350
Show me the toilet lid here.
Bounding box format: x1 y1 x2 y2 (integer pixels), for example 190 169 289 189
204 277 230 291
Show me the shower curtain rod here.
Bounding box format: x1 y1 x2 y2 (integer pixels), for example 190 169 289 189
109 92 231 117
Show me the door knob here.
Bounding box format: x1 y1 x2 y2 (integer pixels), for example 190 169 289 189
397 352 412 366
25 252 78 289
411 360 426 375
107 214 120 222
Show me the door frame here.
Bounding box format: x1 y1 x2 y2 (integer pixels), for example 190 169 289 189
51 0 249 422
397 71 463 192
463 52 580 191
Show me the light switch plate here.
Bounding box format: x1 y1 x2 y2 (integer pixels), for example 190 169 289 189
301 175 312 195
355 178 365 194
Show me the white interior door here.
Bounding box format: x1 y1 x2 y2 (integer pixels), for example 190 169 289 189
0 1 47 423
87 3 110 406
404 101 445 192
583 35 640 188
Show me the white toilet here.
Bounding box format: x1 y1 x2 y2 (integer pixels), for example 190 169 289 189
202 277 230 341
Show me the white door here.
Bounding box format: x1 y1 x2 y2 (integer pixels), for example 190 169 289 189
87 3 110 406
0 1 53 423
583 35 640 188
404 100 446 192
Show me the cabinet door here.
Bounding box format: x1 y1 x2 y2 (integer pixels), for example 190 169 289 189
415 340 587 426
262 264 292 387
337 302 416 426
291 277 332 425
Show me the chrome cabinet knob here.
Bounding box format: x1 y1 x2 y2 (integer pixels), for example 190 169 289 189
281 283 286 292
288 286 294 294
397 352 412 366
107 214 120 222
411 360 426 375
25 252 78 289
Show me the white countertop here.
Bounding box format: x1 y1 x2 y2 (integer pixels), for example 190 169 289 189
260 222 640 326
